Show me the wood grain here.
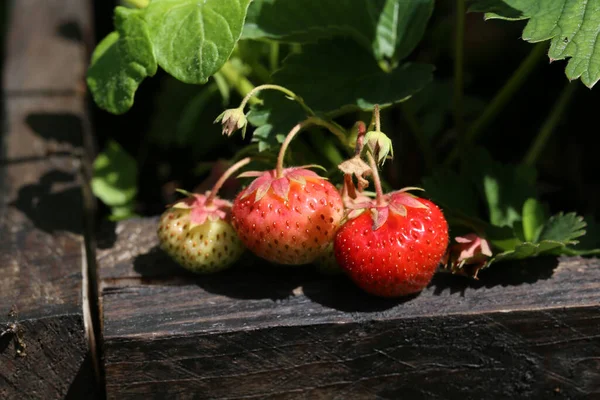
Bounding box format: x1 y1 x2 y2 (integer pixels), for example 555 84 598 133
99 217 600 399
3 0 92 94
0 0 98 398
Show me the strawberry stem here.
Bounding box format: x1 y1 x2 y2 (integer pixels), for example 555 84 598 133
366 152 385 206
353 121 367 156
366 105 381 132
276 122 305 177
239 84 315 117
374 104 381 132
206 157 251 206
276 117 349 178
344 173 358 200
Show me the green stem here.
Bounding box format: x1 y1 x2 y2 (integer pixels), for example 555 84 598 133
523 82 578 166
374 105 381 132
290 43 302 54
366 152 385 206
400 103 434 171
367 109 377 132
124 0 149 8
218 61 259 105
445 43 546 165
276 117 348 177
206 157 251 205
307 130 344 165
269 42 280 72
316 119 349 148
454 0 466 146
239 84 316 116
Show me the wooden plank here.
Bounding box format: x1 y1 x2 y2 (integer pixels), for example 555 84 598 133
3 0 92 94
99 217 600 399
0 102 97 400
0 0 98 398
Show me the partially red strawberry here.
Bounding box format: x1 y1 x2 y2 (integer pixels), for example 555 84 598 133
157 158 250 273
231 167 344 265
334 189 449 297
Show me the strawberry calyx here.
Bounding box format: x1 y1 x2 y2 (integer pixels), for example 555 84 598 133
338 155 372 196
171 191 232 228
344 187 429 231
167 157 252 229
238 166 326 203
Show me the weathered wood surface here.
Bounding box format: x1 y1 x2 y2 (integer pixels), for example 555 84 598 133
0 1 98 399
3 0 92 95
99 217 600 399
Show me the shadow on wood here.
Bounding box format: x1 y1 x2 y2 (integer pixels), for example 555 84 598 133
9 169 83 235
25 112 84 148
57 21 83 43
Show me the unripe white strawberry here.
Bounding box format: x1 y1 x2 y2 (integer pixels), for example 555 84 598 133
158 195 244 273
157 158 251 273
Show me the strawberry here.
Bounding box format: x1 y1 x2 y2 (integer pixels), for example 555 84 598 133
231 167 344 265
332 106 448 297
334 189 449 297
230 119 345 265
157 158 250 273
158 195 244 273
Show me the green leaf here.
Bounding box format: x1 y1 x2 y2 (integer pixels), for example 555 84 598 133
538 212 586 245
247 40 433 150
87 7 157 114
491 240 565 264
470 149 536 228
144 0 251 84
243 0 434 62
273 39 434 113
407 80 485 139
522 198 547 242
108 203 138 222
470 0 600 87
147 77 227 158
176 84 227 149
486 224 523 252
247 91 308 152
92 140 138 209
490 212 590 264
563 215 600 256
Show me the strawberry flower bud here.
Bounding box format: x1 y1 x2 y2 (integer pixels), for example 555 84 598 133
214 107 248 137
448 233 493 278
363 130 393 166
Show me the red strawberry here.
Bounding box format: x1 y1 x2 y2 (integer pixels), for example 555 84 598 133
231 167 344 265
334 189 449 297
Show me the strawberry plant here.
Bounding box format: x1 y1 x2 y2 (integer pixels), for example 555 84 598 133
89 0 600 296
